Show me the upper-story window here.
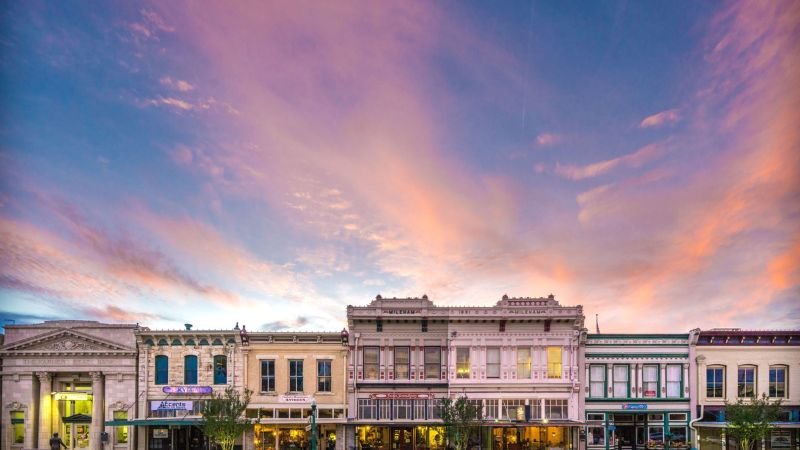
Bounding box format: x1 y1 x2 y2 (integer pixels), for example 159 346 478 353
545 399 568 419
666 364 682 398
487 347 501 379
613 365 629 398
643 365 659 398
184 355 198 385
261 360 275 392
589 365 605 398
738 365 756 397
363 347 380 380
394 347 410 380
769 366 787 398
517 348 531 379
289 359 304 392
707 366 725 398
424 347 441 379
547 347 562 378
317 359 332 392
213 355 227 385
155 355 168 385
456 348 470 379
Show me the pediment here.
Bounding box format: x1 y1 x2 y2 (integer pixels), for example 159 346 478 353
0 329 135 356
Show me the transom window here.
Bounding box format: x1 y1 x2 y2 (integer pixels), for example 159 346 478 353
424 347 441 379
261 360 275 392
289 359 304 392
707 366 725 398
738 365 756 397
517 348 531 379
589 365 606 398
363 347 379 380
394 347 410 380
456 348 470 379
769 366 787 398
487 347 501 378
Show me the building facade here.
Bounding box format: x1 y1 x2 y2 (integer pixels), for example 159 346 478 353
127 326 245 450
584 334 691 450
690 329 800 450
0 321 138 450
242 331 348 450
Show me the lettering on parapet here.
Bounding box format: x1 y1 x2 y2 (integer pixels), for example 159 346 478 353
384 309 418 315
21 359 101 366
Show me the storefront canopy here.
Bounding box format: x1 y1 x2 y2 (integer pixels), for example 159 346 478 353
105 419 203 427
63 414 92 424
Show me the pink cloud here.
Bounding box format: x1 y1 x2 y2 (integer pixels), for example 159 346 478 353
640 108 681 128
552 143 663 180
536 133 560 146
160 76 194 92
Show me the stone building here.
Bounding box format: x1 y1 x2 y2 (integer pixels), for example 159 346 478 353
242 331 348 450
0 321 138 450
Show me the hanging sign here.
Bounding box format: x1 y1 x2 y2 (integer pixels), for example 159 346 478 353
151 400 193 411
162 386 212 394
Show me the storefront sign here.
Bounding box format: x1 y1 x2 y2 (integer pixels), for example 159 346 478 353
53 392 91 401
644 390 657 398
623 404 648 410
771 430 791 449
369 393 434 399
153 429 169 439
151 400 193 411
162 386 212 394
279 395 314 403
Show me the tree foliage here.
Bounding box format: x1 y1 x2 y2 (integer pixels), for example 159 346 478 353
725 394 782 450
440 396 480 450
201 386 253 450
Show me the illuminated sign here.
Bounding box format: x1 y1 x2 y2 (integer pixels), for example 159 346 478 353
162 386 212 394
623 404 648 410
53 392 91 401
151 401 193 411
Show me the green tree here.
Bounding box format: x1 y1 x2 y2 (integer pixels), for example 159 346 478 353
201 386 253 450
440 396 480 450
725 394 782 450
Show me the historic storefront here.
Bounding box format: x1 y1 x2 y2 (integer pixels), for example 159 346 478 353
690 329 800 450
585 334 691 450
243 331 348 450
0 321 138 450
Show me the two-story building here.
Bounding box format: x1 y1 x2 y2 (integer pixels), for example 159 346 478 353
584 334 692 450
243 331 348 450
346 296 451 450
690 329 800 450
123 325 245 450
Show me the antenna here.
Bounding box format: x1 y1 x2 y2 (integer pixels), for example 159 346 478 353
595 314 600 334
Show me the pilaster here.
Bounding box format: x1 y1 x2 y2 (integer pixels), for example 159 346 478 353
36 371 53 450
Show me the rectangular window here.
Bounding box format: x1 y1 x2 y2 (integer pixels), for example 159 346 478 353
545 399 568 419
707 366 724 398
358 399 376 419
414 401 427 419
517 348 531 379
394 400 412 420
317 360 332 392
590 365 606 398
666 364 682 398
289 359 304 392
11 411 24 444
378 400 391 419
394 347 410 380
184 355 198 385
261 360 275 392
213 355 227 385
502 399 525 420
643 365 659 398
738 366 756 397
113 411 128 444
427 399 442 420
769 366 787 398
588 427 605 446
671 427 688 444
154 355 168 385
649 426 664 443
547 347 562 378
456 348 470 379
424 347 441 379
669 413 688 421
487 347 501 378
363 347 380 380
613 365 629 398
484 399 499 419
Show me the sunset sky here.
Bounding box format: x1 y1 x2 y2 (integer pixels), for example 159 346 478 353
1 1 798 332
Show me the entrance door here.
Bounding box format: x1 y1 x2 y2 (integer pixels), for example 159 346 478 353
67 424 90 450
392 428 413 450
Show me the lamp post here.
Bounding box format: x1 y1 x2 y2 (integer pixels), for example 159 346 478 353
311 400 317 450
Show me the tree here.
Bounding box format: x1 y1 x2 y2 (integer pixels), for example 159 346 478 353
440 395 480 450
725 394 782 450
201 386 253 450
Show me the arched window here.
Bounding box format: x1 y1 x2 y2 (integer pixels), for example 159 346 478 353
214 355 227 385
184 355 198 385
155 355 168 385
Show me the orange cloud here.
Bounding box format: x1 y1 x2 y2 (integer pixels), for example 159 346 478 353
553 143 663 180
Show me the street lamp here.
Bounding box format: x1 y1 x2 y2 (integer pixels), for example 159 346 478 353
311 399 317 450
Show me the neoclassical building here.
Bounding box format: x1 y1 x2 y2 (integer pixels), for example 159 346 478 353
0 321 138 450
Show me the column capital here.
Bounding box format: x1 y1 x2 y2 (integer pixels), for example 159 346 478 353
35 371 52 382
89 371 104 381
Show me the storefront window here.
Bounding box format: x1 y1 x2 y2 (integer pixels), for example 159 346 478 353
424 347 441 379
357 426 389 450
456 348 470 379
502 399 525 420
11 411 24 445
588 426 605 445
363 348 380 380
253 425 275 450
517 348 532 379
699 428 723 450
769 429 795 450
358 399 376 419
547 347 562 378
279 429 307 450
394 348 410 380
649 426 664 443
670 427 687 446
487 348 501 378
113 411 128 444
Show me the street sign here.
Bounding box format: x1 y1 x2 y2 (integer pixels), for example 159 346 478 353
305 425 312 432
609 425 616 432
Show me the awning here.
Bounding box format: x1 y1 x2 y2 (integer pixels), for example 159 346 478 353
105 419 202 427
63 414 92 424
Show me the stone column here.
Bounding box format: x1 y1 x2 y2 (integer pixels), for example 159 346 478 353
90 371 105 450
37 371 53 450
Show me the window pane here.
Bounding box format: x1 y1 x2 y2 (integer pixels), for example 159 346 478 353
289 360 304 392
261 360 275 392
424 347 441 380
456 348 470 379
738 366 755 397
666 365 682 398
114 411 128 444
394 347 409 380
214 355 227 385
487 348 501 378
517 348 531 379
643 365 658 398
184 355 198 385
155 355 168 385
614 365 628 398
547 347 562 378
590 365 606 398
363 347 380 380
318 360 332 392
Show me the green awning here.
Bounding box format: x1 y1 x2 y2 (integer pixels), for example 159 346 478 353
105 419 202 427
63 414 92 424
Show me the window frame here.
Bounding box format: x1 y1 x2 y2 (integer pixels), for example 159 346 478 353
184 355 198 385
769 365 788 398
545 399 568 419
394 347 410 380
113 410 128 444
589 364 606 398
737 365 757 398
643 364 659 398
154 355 169 385
261 360 276 393
213 355 227 385
289 359 304 392
666 364 683 398
424 347 441 380
486 347 501 379
517 347 531 379
613 364 630 398
706 366 725 399
317 359 332 392
10 410 25 445
547 346 562 378
363 347 380 380
456 347 470 379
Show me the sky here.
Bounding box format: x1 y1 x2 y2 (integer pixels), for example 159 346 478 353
0 1 798 333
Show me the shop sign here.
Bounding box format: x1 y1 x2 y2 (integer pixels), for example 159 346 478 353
279 394 314 404
644 390 657 398
623 404 648 410
151 400 193 411
153 429 169 439
771 430 791 449
162 386 212 394
369 393 434 399
53 392 91 401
